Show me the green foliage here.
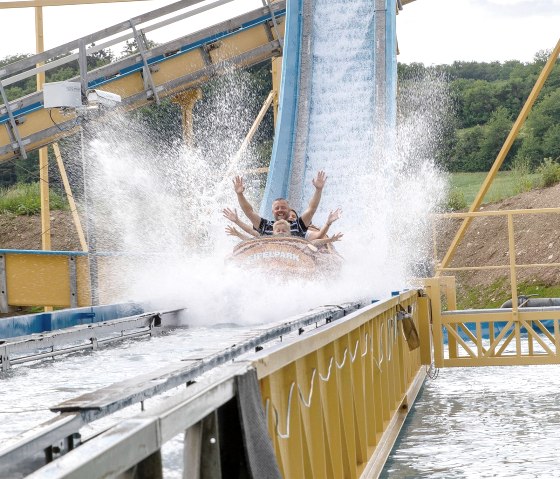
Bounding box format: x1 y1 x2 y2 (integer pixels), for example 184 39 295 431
130 99 182 148
445 189 467 211
518 89 560 166
0 182 68 216
479 107 516 168
451 125 484 171
120 39 157 58
457 278 560 310
536 157 560 187
457 277 509 310
401 52 560 173
510 157 534 194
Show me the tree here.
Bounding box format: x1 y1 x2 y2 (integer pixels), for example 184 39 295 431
449 125 484 172
480 107 516 169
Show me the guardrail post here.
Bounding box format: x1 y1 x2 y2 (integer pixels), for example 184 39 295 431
183 411 221 479
417 293 433 366
0 253 8 313
131 450 163 479
68 255 78 308
424 278 444 368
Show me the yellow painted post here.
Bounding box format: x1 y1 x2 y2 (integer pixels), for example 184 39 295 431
172 89 202 148
2 0 156 7
334 336 358 479
317 343 344 479
349 327 367 468
295 353 327 479
271 57 282 126
371 319 384 442
35 7 51 253
445 276 457 310
442 277 458 359
52 143 88 251
507 213 519 315
35 5 52 312
362 321 378 449
425 278 444 367
231 90 275 165
439 39 560 273
379 313 391 425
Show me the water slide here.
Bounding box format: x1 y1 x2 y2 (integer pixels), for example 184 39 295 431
0 0 401 332
260 0 399 216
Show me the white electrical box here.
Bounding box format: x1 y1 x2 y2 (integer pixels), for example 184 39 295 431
43 81 82 108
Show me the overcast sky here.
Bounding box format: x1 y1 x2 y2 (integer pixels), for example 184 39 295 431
0 0 558 65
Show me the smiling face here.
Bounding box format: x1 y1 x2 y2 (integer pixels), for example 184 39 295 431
288 209 298 222
272 219 291 236
272 199 291 221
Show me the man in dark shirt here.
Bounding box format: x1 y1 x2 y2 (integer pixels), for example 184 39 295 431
232 171 327 238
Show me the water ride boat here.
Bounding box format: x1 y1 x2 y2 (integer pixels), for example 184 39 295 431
226 236 343 278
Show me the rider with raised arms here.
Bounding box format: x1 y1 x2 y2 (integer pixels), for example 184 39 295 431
232 170 328 237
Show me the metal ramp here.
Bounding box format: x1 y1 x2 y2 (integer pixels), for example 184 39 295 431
0 302 362 476
0 0 286 163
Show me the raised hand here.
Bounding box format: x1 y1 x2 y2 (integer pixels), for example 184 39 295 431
330 232 344 242
225 225 242 238
312 170 327 190
327 208 342 225
233 175 245 194
222 207 239 224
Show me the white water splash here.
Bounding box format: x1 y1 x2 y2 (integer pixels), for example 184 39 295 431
79 17 449 325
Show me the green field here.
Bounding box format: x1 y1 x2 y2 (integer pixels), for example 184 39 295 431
449 171 540 206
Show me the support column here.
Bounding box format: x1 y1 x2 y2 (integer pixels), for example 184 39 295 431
52 143 88 251
36 6 51 252
271 57 282 127
172 89 202 148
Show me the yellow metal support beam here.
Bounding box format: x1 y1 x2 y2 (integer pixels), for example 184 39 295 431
438 38 560 273
0 9 285 164
36 6 52 253
52 142 88 251
271 56 282 125
233 90 275 163
172 89 202 148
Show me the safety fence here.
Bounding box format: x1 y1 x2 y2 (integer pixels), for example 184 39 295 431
1 292 427 478
0 0 285 163
428 206 560 368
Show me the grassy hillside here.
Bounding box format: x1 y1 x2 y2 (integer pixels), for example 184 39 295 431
449 171 541 206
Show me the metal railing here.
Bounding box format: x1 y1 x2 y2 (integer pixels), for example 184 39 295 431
427 207 560 367
0 294 427 478
0 0 286 161
254 290 425 478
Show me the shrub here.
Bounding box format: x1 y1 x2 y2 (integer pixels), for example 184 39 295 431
510 157 534 194
537 157 560 188
446 189 467 211
0 182 68 215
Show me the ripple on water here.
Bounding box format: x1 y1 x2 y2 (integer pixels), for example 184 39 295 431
381 364 560 478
